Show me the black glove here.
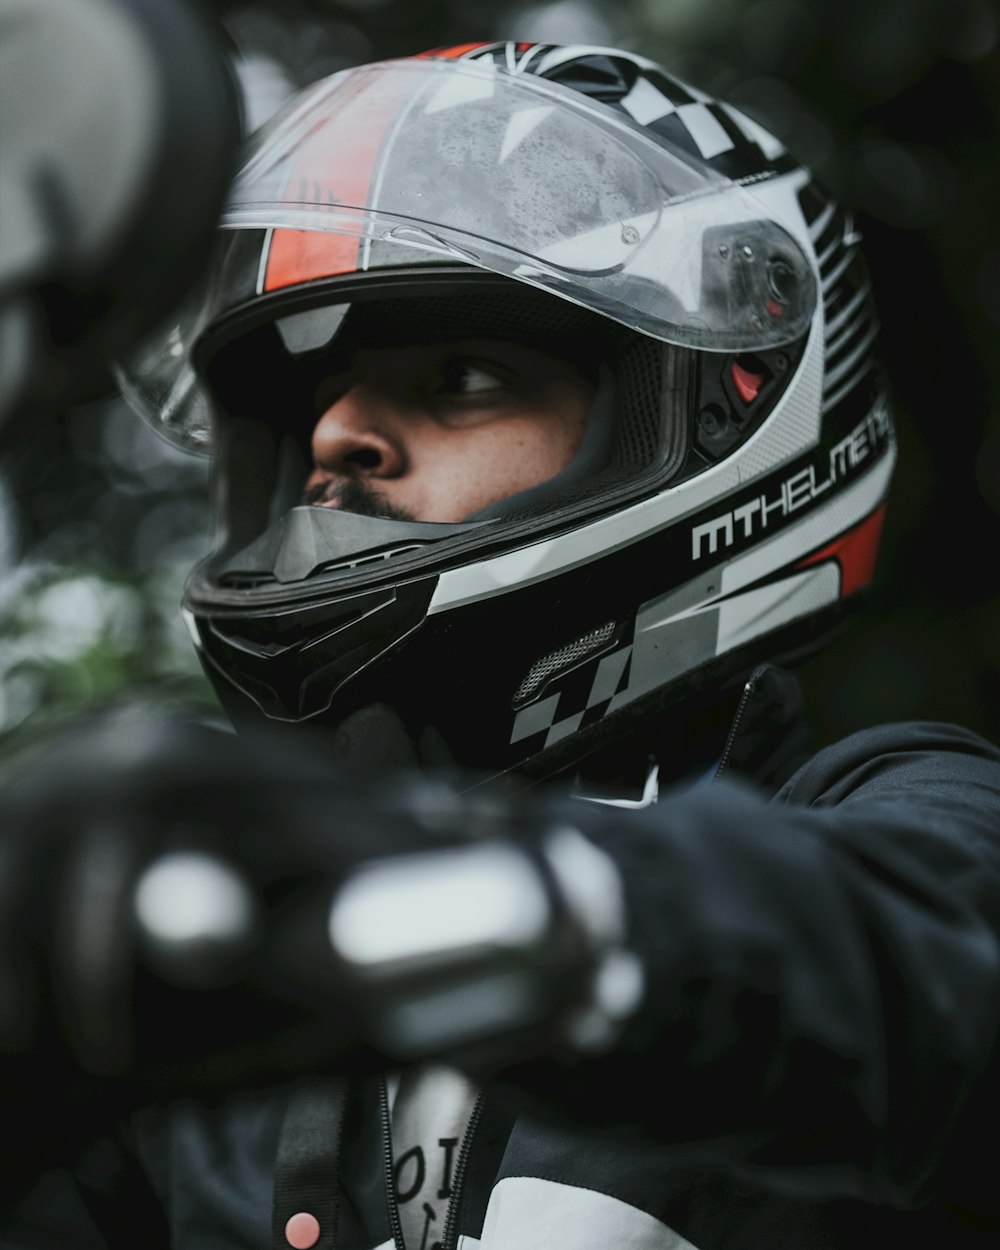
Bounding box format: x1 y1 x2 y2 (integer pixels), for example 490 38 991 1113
0 709 641 1166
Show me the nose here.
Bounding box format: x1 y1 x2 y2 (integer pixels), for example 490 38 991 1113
310 382 407 479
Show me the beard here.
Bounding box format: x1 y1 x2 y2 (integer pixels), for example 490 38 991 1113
302 476 417 522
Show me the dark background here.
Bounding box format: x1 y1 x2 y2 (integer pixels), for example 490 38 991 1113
1 0 997 776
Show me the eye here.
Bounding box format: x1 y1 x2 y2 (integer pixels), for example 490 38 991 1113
436 357 508 398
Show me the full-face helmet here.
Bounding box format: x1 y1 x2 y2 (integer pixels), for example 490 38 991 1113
119 42 894 784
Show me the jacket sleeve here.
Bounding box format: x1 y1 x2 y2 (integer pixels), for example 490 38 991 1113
491 721 1000 1213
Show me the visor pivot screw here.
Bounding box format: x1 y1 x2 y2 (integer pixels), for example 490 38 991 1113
621 224 640 244
698 406 723 436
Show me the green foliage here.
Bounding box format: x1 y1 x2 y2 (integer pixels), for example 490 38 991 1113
0 562 220 783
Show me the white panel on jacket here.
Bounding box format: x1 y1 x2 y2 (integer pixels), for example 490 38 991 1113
464 1175 702 1248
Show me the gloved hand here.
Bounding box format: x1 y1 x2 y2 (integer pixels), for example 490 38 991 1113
0 709 641 1163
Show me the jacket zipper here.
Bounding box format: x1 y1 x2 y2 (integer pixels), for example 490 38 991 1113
713 664 766 781
380 1081 485 1250
438 1091 485 1250
379 1076 407 1250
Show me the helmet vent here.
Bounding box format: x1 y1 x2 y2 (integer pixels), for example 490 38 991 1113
315 543 426 576
218 571 278 589
218 542 426 588
513 620 616 708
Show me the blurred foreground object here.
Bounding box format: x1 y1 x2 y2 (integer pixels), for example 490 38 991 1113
0 0 240 429
0 710 624 1174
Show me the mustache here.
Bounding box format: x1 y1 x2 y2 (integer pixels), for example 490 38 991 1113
302 476 417 522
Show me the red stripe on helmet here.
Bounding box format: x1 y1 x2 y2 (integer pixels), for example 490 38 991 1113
797 504 886 597
264 228 360 291
263 72 418 291
415 42 492 60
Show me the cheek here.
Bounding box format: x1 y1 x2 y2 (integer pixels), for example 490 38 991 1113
425 414 584 513
508 403 588 483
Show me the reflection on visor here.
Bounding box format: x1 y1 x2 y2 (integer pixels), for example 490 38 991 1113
237 61 671 289
226 58 816 349
115 56 819 454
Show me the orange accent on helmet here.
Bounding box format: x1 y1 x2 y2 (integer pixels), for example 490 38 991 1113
264 228 361 291
263 71 419 291
415 42 492 60
731 359 764 404
798 505 886 597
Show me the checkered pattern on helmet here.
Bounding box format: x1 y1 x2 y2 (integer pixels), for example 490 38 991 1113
510 638 634 748
452 43 795 183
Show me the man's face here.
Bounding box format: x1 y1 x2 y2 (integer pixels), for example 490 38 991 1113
303 338 595 523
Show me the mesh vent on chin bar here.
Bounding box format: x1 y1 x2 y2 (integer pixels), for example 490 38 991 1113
513 620 616 708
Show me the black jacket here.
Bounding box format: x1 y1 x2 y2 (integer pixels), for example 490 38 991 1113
5 668 1000 1249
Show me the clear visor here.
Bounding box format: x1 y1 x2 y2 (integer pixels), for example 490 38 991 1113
118 56 816 452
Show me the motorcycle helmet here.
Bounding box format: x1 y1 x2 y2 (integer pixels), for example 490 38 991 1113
118 42 894 784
